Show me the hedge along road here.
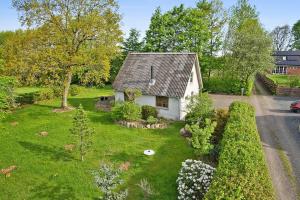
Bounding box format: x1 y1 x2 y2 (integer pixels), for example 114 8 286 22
210 82 300 200
251 81 300 200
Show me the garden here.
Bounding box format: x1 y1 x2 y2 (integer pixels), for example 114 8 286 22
0 80 276 199
0 85 195 200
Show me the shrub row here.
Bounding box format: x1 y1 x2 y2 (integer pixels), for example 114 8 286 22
16 87 60 104
204 102 275 200
204 77 253 96
16 85 81 105
111 102 159 123
0 76 16 119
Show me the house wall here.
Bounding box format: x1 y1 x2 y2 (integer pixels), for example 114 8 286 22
115 91 124 101
114 92 180 120
135 95 180 120
287 67 300 75
179 64 201 120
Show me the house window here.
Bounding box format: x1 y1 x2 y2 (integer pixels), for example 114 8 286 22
283 56 287 61
156 96 168 108
190 72 193 82
272 66 287 74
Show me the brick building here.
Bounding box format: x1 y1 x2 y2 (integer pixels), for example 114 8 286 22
272 51 300 75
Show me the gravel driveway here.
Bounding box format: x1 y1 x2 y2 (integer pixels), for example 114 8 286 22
211 82 300 200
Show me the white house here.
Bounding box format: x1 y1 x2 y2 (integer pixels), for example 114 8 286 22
112 52 203 120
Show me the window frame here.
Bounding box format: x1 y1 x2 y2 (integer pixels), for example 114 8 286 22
156 96 169 109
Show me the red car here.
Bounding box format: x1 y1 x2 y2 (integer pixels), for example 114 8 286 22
290 100 300 113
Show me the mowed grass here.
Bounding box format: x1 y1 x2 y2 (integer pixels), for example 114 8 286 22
267 74 300 87
0 86 194 200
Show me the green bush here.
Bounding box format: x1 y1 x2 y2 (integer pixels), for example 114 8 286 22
15 92 37 104
52 86 62 97
204 102 275 200
141 105 158 120
185 93 214 126
146 116 158 125
16 87 59 104
34 88 55 101
0 76 16 119
204 77 253 95
70 85 81 96
185 118 217 155
289 76 300 88
111 102 141 121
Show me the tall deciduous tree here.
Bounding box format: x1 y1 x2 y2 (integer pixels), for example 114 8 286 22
7 0 122 108
292 20 300 50
270 25 292 51
201 0 227 78
229 19 273 88
224 0 258 53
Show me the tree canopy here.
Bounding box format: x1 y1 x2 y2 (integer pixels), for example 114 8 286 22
6 0 122 108
292 20 300 50
270 25 292 51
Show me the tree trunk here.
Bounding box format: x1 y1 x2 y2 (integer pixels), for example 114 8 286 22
61 70 72 109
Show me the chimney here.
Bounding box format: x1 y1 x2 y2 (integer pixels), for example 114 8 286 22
149 65 156 85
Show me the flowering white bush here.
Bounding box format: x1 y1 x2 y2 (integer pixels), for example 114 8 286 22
177 159 215 200
92 163 128 200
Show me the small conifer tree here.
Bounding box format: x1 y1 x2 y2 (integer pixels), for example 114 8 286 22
70 104 94 161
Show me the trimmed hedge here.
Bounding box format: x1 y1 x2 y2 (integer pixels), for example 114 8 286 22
16 87 60 104
204 77 254 96
204 102 275 200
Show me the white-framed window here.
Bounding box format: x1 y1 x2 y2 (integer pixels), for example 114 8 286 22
272 66 287 74
283 56 287 61
156 96 169 108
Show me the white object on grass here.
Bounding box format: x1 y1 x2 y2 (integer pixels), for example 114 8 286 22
144 149 155 156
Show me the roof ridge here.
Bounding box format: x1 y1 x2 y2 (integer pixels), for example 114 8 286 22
128 52 197 55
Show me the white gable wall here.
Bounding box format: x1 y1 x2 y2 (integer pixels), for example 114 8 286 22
179 63 200 120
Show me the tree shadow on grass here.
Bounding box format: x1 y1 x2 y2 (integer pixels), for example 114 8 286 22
29 181 78 200
19 141 74 161
68 97 98 112
88 112 114 125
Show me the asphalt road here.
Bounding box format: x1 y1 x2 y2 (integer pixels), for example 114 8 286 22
252 81 300 200
210 82 300 200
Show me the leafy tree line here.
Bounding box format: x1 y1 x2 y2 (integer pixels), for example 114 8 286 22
114 0 275 94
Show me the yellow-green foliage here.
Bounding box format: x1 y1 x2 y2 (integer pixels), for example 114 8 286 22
204 101 275 200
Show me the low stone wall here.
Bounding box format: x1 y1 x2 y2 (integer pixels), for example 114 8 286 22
277 87 300 97
118 120 168 129
257 73 300 97
256 73 277 94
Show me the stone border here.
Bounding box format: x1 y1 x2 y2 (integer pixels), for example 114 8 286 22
117 120 167 129
257 73 300 97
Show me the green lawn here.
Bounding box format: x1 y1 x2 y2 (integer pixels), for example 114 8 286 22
14 86 44 95
266 74 300 87
0 86 194 200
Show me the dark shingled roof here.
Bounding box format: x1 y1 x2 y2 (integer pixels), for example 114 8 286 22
273 51 300 56
276 60 300 66
113 53 202 98
273 51 300 67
